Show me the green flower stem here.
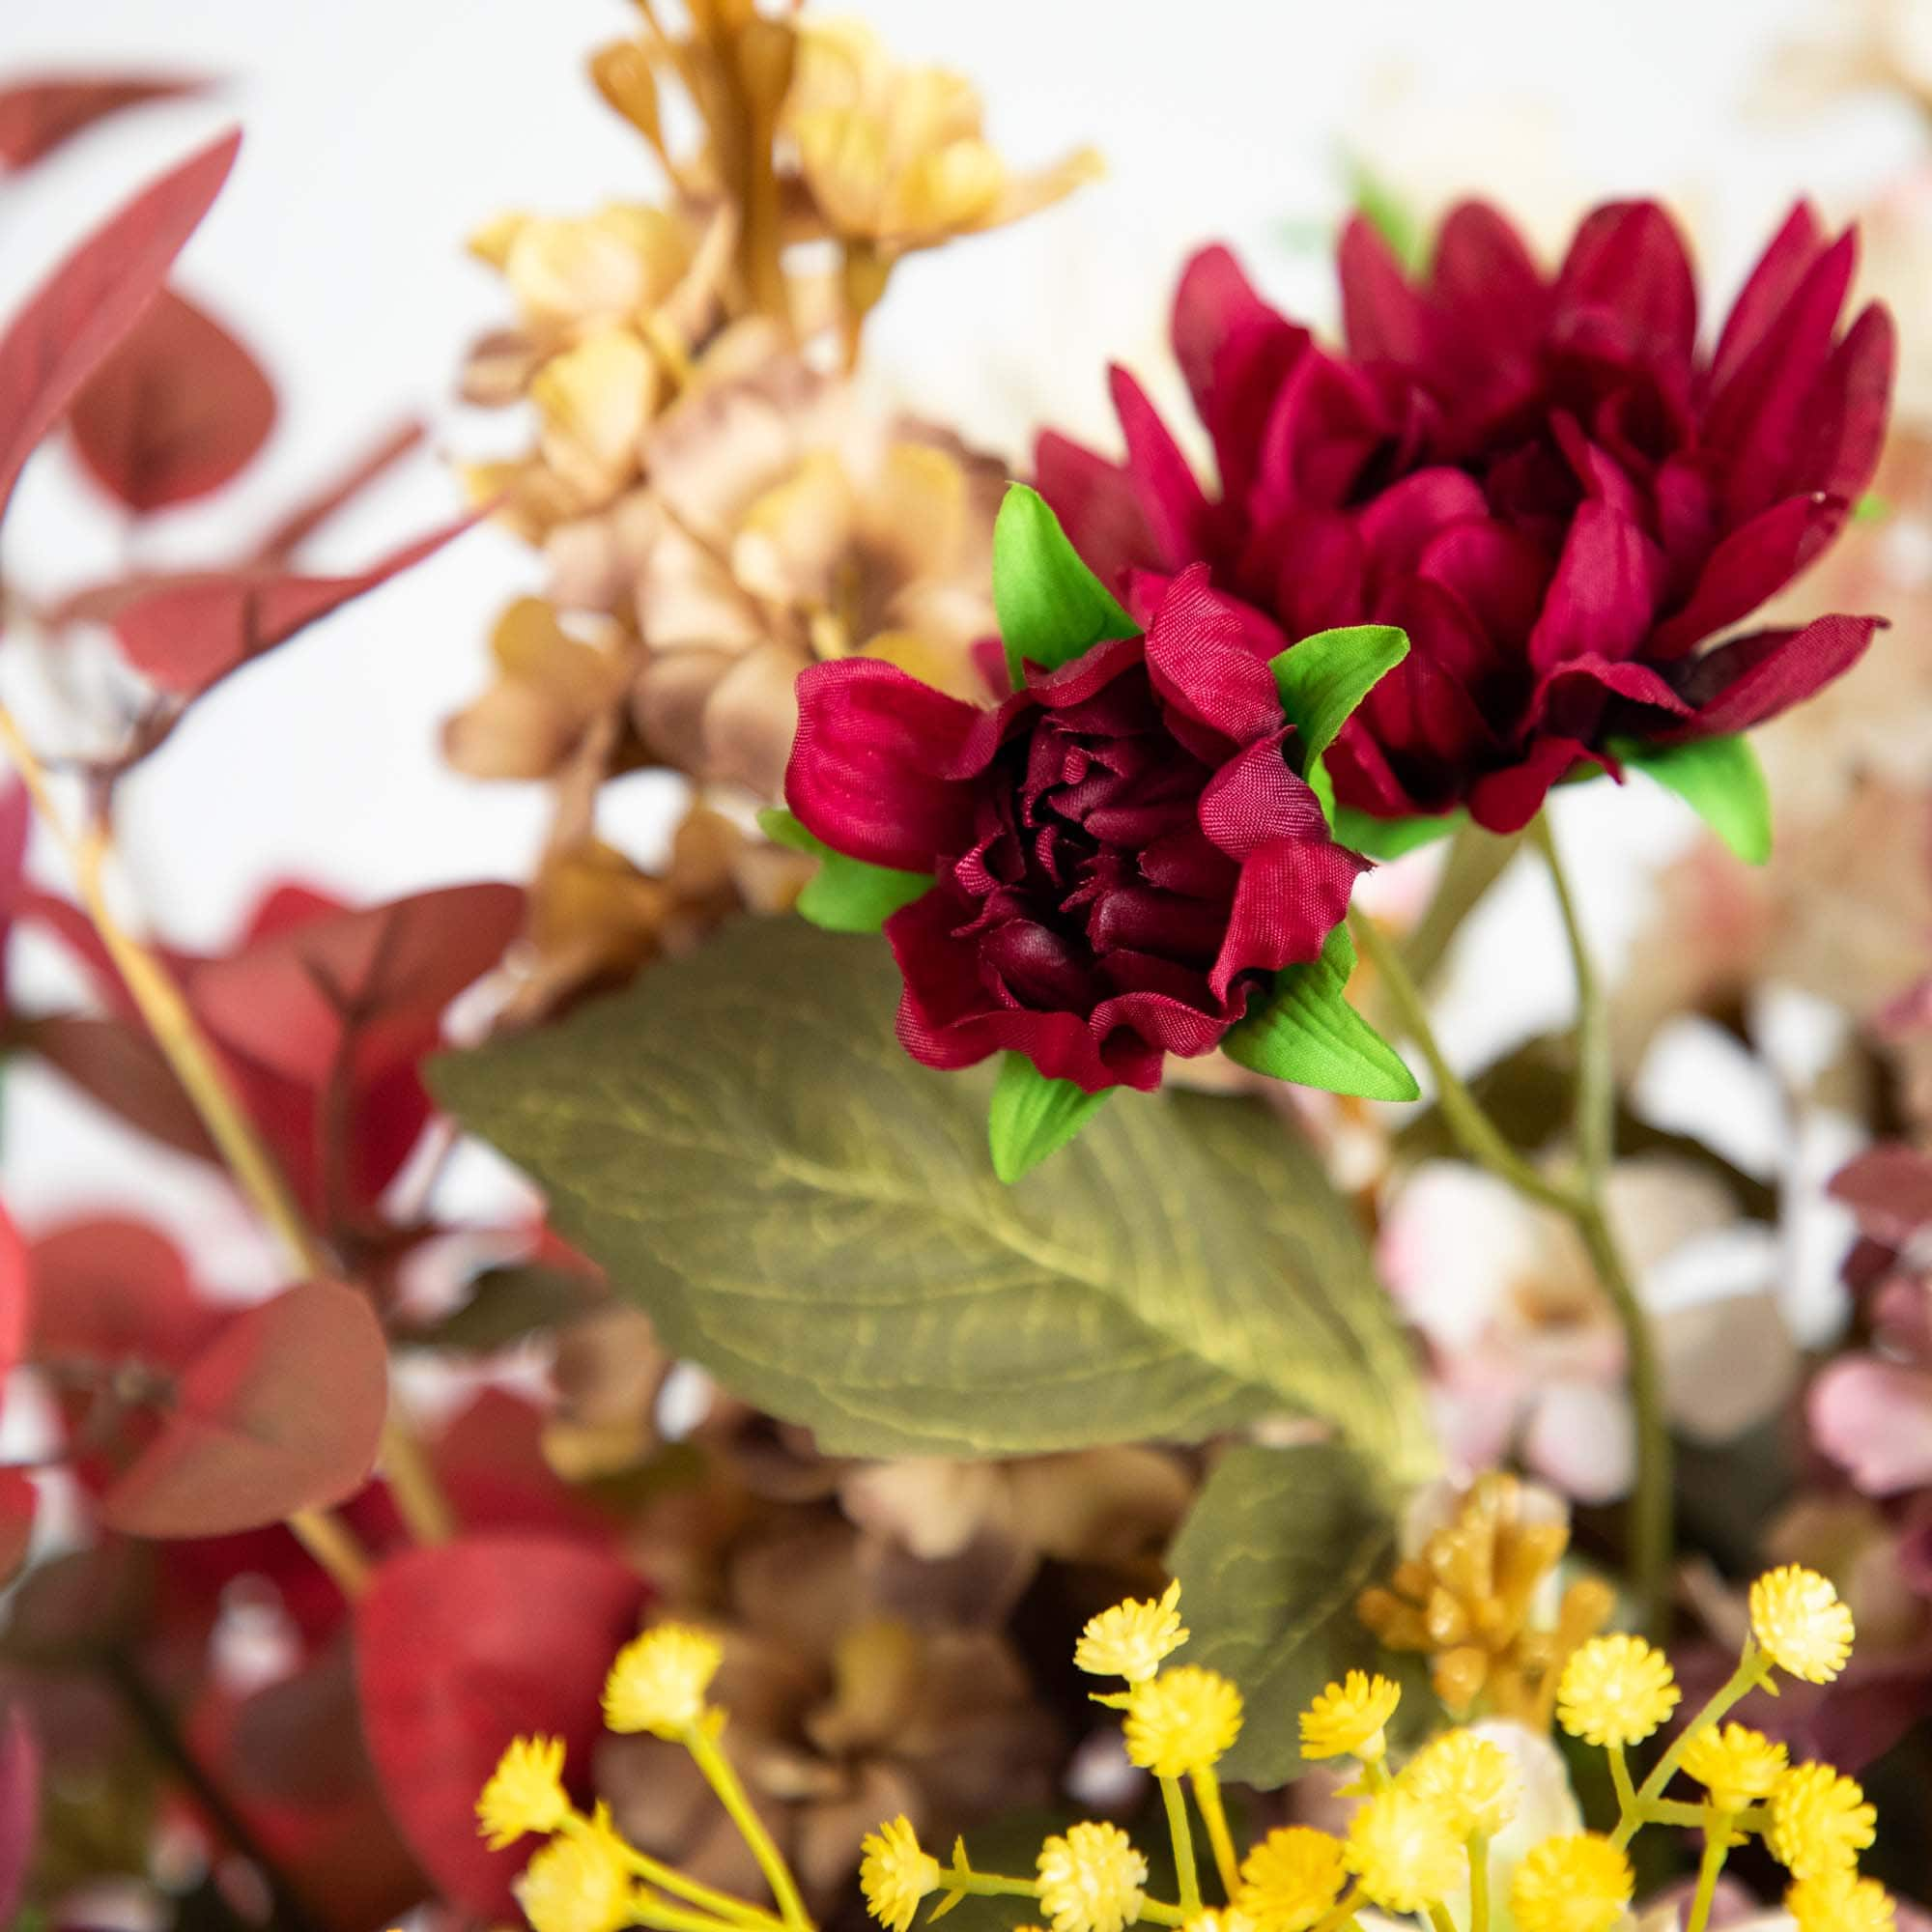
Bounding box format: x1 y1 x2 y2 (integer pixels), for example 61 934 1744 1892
682 1719 810 1932
1348 912 1572 1214
1161 1775 1202 1915
615 1842 786 1930
1312 1884 1366 1932
1191 1767 1241 1900
1607 1744 1638 1826
1685 1812 1733 1932
1531 813 1672 1634
1611 1646 1772 1850
632 1897 777 1932
1467 1833 1491 1932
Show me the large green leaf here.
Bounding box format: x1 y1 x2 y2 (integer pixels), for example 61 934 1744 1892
1222 927 1418 1100
993 484 1137 689
1610 734 1772 867
757 808 931 932
431 919 1433 1474
1170 1441 1421 1787
1269 625 1409 769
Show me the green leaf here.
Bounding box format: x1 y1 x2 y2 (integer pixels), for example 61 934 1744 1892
987 1053 1111 1184
757 807 931 932
1611 735 1772 867
1854 492 1890 525
1331 805 1467 861
431 919 1435 1475
993 483 1137 690
1222 927 1419 1101
1170 1441 1423 1786
1269 625 1409 769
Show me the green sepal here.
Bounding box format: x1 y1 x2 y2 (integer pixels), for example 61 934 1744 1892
757 807 932 932
1222 926 1420 1101
992 483 1137 691
1331 805 1467 861
1269 624 1409 770
1610 734 1772 867
987 1051 1112 1183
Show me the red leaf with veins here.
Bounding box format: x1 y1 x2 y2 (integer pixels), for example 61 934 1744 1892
0 128 240 526
109 514 478 697
188 881 525 1087
97 1278 386 1539
356 1536 647 1916
0 74 207 171
69 287 275 513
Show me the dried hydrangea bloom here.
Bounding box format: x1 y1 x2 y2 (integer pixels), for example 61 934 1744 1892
629 352 1003 796
783 18 1100 259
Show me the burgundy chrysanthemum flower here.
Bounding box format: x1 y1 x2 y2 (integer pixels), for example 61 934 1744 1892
1037 201 1896 833
785 567 1366 1092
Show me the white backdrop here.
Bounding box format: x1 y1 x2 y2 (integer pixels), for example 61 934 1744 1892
0 0 1912 1262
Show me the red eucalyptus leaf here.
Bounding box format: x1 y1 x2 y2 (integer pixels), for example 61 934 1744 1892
0 128 240 527
186 1644 425 1931
70 286 276 513
0 1708 38 1927
0 1205 26 1384
22 1013 220 1165
110 514 478 698
98 1279 386 1539
0 75 207 171
355 1535 647 1915
29 1217 221 1372
188 881 525 1087
0 1472 32 1590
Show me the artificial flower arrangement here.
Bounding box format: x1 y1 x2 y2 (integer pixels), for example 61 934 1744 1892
0 3 1930 1930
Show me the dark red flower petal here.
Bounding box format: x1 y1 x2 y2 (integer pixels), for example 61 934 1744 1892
1710 202 1827 394
1649 494 1846 659
1034 430 1157 591
1141 566 1282 746
1660 613 1885 739
1549 201 1698 381
1339 215 1428 366
1109 364 1216 567
1526 502 1666 672
1466 736 1595 833
786 659 982 870
1209 836 1367 998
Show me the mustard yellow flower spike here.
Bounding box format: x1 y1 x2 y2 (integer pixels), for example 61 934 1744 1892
1075 1579 1189 1685
1509 1833 1632 1932
1768 1763 1878 1879
1751 1565 1857 1684
1235 1827 1346 1932
1555 1633 1680 1747
603 1621 724 1738
1298 1670 1402 1762
1123 1665 1243 1776
860 1815 942 1932
476 1733 572 1850
1037 1821 1149 1932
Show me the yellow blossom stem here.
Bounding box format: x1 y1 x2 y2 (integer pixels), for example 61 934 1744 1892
681 1719 810 1932
1611 1644 1772 1850
1685 1813 1732 1932
613 1840 787 1929
1467 1834 1491 1932
1311 1886 1365 1932
0 705 385 1600
936 1873 1186 1928
632 1898 776 1932
1159 1775 1201 1916
1190 1767 1240 1900
1607 1744 1638 1824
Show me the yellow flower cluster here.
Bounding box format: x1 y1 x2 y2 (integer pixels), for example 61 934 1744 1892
477 1560 1896 1932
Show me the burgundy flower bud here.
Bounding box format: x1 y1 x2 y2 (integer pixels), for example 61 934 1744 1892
785 567 1366 1092
1037 201 1896 833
